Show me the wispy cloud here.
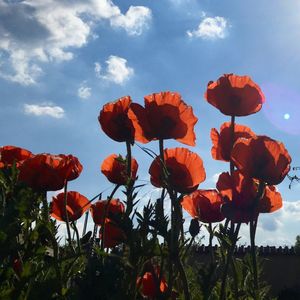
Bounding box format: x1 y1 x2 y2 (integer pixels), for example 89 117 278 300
94 62 102 79
24 104 65 119
77 83 91 100
95 55 134 85
0 0 151 85
187 16 228 40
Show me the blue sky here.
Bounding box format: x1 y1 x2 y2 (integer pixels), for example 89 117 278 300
1 0 300 246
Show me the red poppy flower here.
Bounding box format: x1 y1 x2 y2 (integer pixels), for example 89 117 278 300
128 91 198 146
18 154 83 191
181 189 225 223
217 171 282 223
231 135 291 185
99 220 126 248
101 154 138 185
90 199 125 225
0 145 33 168
258 185 282 213
137 267 168 298
98 96 135 143
211 122 255 161
50 191 90 222
149 148 206 194
204 74 265 116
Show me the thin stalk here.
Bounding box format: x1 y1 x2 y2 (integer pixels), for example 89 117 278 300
71 221 81 253
219 222 241 300
176 258 190 300
208 223 215 264
125 141 134 215
179 205 185 243
159 139 165 163
248 181 265 298
41 191 49 221
250 218 258 300
229 115 235 175
82 211 89 236
63 182 73 250
158 139 165 218
167 190 176 296
126 140 132 179
90 223 98 258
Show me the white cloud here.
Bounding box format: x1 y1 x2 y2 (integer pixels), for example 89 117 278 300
24 103 65 118
95 55 134 84
0 0 151 85
111 6 152 36
94 62 102 79
78 83 91 99
187 16 228 40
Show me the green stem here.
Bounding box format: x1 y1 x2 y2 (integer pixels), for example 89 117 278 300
250 218 258 300
63 182 73 251
176 258 190 300
71 221 81 253
159 139 165 163
125 141 134 215
209 223 215 264
41 191 49 221
230 115 235 175
158 139 165 218
126 140 132 179
219 222 241 300
167 190 176 296
82 211 89 236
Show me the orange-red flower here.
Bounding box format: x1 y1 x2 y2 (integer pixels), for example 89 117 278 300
204 74 265 116
98 96 135 143
217 171 282 223
181 189 225 223
18 154 83 191
149 148 206 194
99 220 126 248
0 145 33 168
211 122 255 161
128 91 198 146
137 267 168 298
90 199 125 225
101 154 138 185
231 135 291 185
258 185 282 213
50 191 90 222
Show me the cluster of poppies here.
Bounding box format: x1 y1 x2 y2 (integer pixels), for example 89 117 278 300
0 146 82 192
0 73 291 243
0 73 292 298
98 74 291 227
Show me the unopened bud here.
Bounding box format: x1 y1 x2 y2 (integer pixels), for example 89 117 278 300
189 218 200 237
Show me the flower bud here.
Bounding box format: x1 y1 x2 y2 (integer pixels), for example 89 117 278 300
189 218 200 237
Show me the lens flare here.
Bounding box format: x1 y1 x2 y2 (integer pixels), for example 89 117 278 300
262 83 300 135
